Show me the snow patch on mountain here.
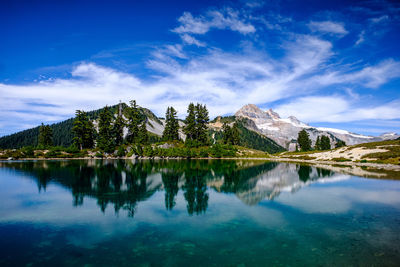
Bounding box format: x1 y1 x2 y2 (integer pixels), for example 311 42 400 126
235 104 399 151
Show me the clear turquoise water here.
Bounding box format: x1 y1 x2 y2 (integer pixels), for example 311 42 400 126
0 159 399 266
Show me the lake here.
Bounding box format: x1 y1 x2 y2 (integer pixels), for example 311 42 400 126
0 159 399 266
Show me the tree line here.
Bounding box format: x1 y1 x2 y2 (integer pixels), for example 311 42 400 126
32 104 346 155
296 129 346 152
69 101 229 153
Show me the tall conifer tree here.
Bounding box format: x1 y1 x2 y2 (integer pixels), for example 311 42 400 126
195 103 209 146
183 103 196 142
138 121 149 145
222 123 232 144
72 110 95 150
38 123 53 148
320 135 331 150
231 122 240 145
162 106 180 141
112 112 125 147
297 129 311 151
127 100 141 143
315 136 321 150
97 106 114 152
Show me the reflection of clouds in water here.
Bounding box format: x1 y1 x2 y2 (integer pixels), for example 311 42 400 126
275 176 400 214
276 187 352 214
2 162 400 250
0 172 286 248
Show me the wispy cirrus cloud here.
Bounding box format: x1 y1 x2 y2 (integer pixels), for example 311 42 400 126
180 34 206 47
274 96 400 123
172 8 256 35
171 7 256 48
308 21 348 36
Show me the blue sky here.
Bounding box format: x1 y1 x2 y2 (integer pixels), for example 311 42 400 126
1 0 400 136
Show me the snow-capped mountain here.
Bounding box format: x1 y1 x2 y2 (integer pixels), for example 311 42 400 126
235 104 399 150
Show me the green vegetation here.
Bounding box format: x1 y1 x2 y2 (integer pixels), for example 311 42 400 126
183 103 196 142
335 140 346 148
138 121 149 145
72 110 95 150
222 122 240 145
358 139 400 164
0 100 329 159
232 120 284 153
315 135 331 150
297 129 312 151
126 100 141 143
162 106 180 141
184 103 210 147
97 106 114 153
112 109 125 147
331 157 352 162
38 123 53 148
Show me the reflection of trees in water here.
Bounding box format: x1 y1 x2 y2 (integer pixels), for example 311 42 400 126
297 165 334 182
183 169 209 215
298 165 312 182
162 172 180 210
0 160 336 217
317 167 333 177
219 161 278 194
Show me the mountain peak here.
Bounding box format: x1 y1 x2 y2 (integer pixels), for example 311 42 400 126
265 108 280 120
235 104 266 118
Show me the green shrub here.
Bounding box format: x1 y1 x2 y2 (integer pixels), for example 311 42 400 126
332 157 351 162
199 148 209 157
21 146 35 157
65 145 80 154
116 146 126 157
45 150 60 158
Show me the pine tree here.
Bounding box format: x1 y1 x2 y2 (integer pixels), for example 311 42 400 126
97 106 114 153
222 122 240 145
335 140 346 148
112 112 125 147
297 129 311 151
195 103 209 146
72 110 95 150
315 136 321 150
162 106 180 141
183 103 196 142
126 100 141 143
222 122 232 144
38 123 53 148
231 122 240 145
138 121 149 145
320 135 331 150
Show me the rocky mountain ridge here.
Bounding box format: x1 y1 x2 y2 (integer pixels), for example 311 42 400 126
235 104 399 151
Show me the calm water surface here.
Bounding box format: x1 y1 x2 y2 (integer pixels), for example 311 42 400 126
0 159 399 266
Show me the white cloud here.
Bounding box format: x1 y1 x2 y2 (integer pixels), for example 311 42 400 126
172 8 256 36
370 15 389 24
275 96 400 123
275 96 350 122
315 59 400 88
355 30 365 46
180 34 206 47
308 21 348 36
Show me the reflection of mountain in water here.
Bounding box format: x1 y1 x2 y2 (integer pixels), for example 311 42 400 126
0 160 338 216
231 164 335 205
